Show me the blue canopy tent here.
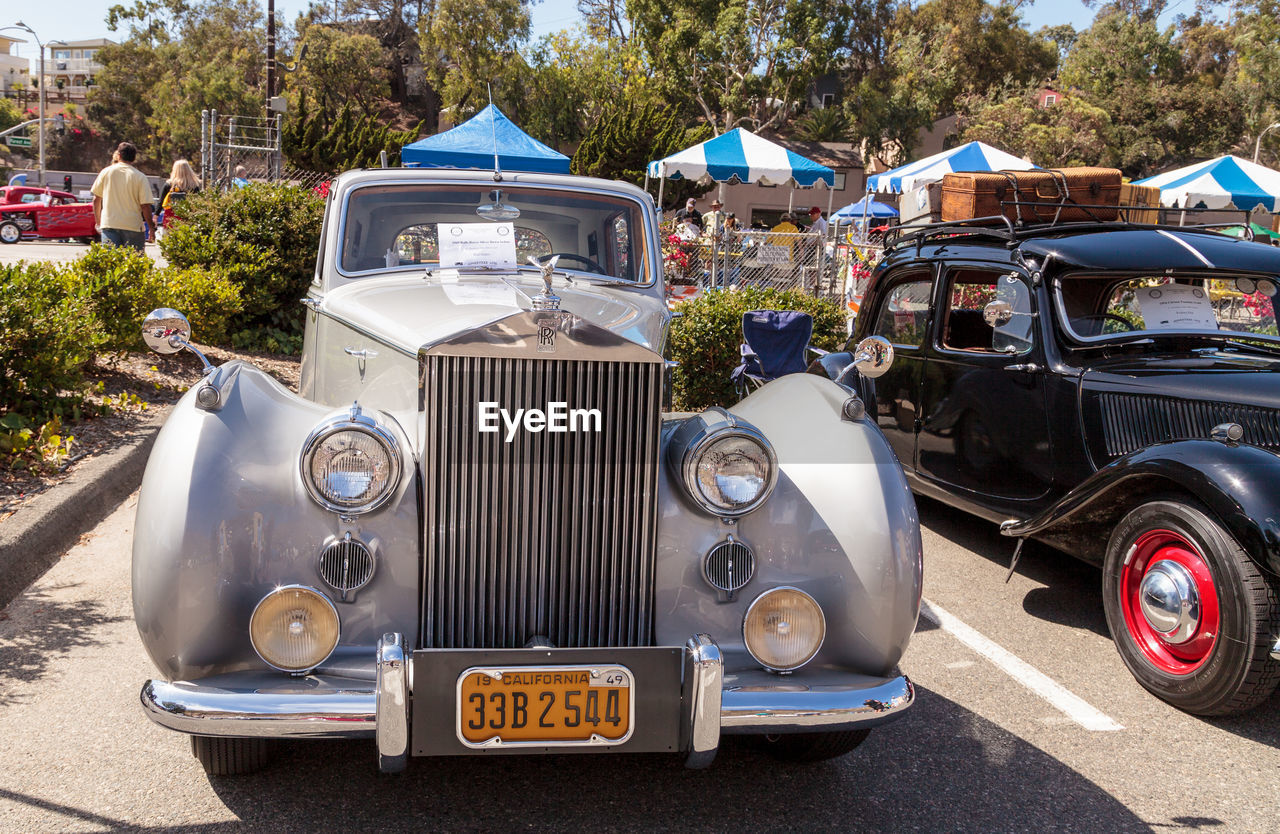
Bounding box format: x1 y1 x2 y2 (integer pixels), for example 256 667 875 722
833 195 899 226
401 104 570 174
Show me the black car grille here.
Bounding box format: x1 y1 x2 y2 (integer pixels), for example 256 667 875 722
1098 392 1280 457
420 354 662 649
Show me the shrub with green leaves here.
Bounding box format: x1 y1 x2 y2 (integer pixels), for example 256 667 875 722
0 262 104 422
667 287 846 411
160 183 323 352
65 245 243 351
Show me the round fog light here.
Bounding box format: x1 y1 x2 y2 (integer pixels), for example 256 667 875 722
250 585 340 673
743 587 825 672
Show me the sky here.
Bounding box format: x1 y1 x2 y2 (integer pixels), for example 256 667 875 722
1 0 1206 65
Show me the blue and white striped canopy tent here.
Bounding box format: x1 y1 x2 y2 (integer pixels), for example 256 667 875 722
1133 155 1280 212
646 128 835 186
646 127 835 211
866 141 1036 194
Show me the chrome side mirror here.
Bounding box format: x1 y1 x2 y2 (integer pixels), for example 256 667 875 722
142 308 214 373
851 335 894 378
983 299 1014 327
142 308 192 354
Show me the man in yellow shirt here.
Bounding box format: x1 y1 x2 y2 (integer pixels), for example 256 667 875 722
91 142 154 250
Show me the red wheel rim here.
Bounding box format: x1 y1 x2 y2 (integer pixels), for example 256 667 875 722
1118 528 1220 675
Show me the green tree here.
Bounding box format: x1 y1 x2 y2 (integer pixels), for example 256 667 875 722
793 107 851 142
848 0 1057 161
1062 7 1244 176
630 0 856 135
287 25 390 119
422 0 531 118
957 87 1112 168
0 98 22 135
90 0 267 164
571 99 712 207
1228 0 1280 165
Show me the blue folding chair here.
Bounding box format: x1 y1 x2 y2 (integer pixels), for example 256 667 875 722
731 310 825 398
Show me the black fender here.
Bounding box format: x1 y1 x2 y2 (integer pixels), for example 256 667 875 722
1001 439 1280 577
806 351 874 402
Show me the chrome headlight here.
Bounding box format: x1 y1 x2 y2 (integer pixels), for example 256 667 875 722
250 585 340 673
301 404 401 514
743 587 826 672
681 425 777 517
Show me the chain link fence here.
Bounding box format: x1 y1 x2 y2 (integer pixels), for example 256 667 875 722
199 110 331 192
664 222 887 319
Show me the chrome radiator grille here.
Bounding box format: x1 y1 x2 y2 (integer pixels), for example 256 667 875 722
421 354 662 649
1098 393 1280 457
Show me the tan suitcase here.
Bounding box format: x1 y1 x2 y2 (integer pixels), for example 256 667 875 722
941 167 1123 223
1119 182 1161 224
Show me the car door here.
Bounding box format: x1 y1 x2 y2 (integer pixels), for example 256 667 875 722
916 265 1054 504
864 268 934 469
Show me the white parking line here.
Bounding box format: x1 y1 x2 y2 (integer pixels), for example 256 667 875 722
920 598 1125 732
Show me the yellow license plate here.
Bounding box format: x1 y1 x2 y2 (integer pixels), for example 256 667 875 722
456 664 634 748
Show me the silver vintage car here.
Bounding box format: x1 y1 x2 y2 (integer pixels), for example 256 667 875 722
133 167 921 776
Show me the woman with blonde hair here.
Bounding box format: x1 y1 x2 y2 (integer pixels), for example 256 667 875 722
156 159 201 231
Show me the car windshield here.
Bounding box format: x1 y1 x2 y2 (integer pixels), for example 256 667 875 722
339 183 649 282
1055 274 1280 344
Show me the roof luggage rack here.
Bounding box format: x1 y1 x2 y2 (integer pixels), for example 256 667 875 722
885 215 1018 253
886 203 1264 253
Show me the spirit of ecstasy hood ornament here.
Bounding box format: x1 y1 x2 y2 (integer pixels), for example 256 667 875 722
527 255 562 311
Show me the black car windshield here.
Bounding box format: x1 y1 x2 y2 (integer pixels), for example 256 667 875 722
339 183 648 282
1056 274 1280 344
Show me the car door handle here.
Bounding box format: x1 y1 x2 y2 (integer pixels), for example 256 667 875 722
344 347 378 360
1004 362 1040 373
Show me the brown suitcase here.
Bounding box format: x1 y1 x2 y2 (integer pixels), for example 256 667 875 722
1119 182 1161 224
941 167 1123 223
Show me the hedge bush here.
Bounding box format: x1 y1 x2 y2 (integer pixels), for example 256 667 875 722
160 183 324 352
667 287 846 411
67 246 243 351
0 262 104 422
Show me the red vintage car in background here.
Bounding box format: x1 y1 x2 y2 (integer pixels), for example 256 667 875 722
0 185 97 244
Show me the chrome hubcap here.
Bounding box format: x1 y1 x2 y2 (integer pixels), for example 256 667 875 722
1139 559 1200 644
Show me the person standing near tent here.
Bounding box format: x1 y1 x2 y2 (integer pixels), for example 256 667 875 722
770 212 801 260
807 206 829 236
92 141 154 251
702 199 727 237
675 197 703 231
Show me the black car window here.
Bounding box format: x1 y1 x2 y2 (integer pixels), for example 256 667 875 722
941 269 1034 355
1061 275 1280 341
871 276 932 347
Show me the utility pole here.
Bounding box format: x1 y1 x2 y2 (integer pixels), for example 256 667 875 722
266 0 276 105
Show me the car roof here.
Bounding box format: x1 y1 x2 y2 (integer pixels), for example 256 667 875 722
883 224 1280 276
1019 228 1280 274
331 167 655 206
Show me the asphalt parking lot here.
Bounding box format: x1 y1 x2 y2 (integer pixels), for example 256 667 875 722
0 240 164 267
0 492 1276 832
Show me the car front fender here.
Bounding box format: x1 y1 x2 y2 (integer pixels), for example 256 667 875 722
1001 439 1280 576
654 374 922 676
132 361 420 682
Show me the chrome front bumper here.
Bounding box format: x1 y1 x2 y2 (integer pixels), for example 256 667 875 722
140 633 913 771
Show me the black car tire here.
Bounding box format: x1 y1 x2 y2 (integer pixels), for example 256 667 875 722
0 221 21 244
1103 499 1280 716
190 735 271 776
751 729 870 763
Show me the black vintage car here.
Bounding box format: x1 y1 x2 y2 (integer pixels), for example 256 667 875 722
819 219 1280 716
